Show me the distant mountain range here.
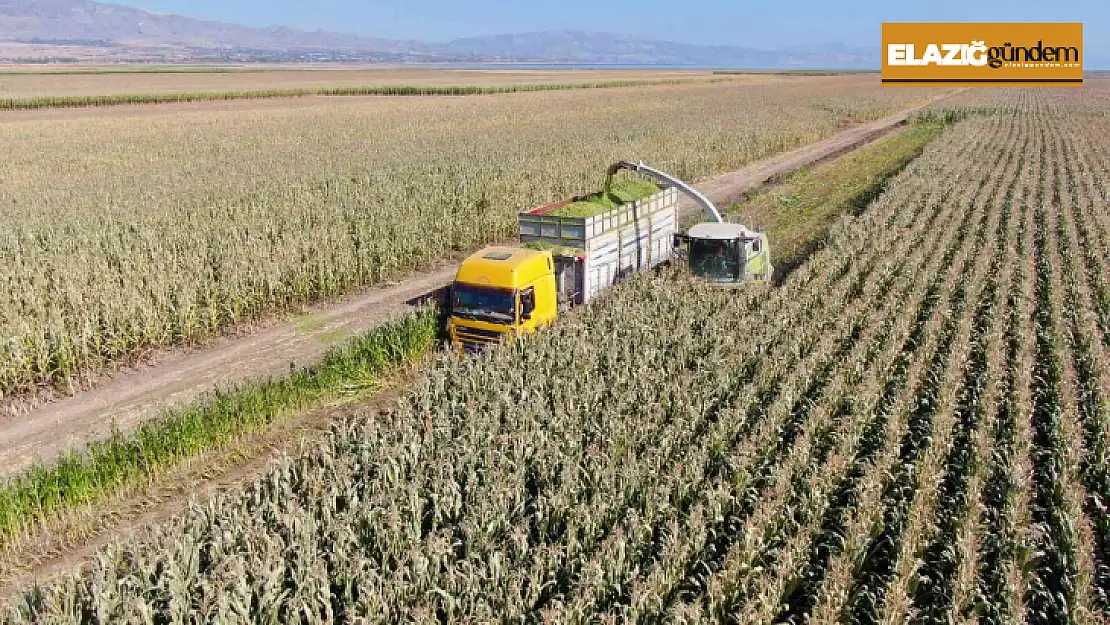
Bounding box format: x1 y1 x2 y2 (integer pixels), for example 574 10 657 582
0 0 878 67
442 33 874 68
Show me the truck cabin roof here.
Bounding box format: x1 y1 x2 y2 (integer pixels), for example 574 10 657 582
455 246 552 290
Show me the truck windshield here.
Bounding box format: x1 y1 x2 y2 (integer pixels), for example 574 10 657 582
451 283 516 324
690 238 742 282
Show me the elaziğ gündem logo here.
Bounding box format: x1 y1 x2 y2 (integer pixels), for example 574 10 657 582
882 23 1083 87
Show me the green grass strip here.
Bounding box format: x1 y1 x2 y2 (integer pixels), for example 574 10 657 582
0 307 440 543
725 114 951 277
0 78 732 111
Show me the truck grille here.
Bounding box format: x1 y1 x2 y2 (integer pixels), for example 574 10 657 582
455 327 506 353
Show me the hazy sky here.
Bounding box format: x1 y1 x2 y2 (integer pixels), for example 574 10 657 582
115 0 1105 51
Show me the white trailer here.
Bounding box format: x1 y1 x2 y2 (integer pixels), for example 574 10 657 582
518 186 679 309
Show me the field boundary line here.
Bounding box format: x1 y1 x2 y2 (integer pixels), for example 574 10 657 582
0 77 733 111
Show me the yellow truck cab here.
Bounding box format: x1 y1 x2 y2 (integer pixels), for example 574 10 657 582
448 246 558 354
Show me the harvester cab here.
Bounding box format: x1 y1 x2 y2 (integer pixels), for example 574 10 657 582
682 222 773 284
603 161 773 285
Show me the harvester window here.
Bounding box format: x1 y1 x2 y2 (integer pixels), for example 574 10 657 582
690 238 742 282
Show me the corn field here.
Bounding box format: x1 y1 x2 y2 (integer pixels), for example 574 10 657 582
6 85 1110 623
0 78 732 111
0 77 936 401
0 69 736 100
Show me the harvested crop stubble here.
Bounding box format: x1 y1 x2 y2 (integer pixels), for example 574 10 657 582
13 88 1110 622
0 77 940 401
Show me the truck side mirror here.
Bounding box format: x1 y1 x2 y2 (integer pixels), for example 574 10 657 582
520 288 536 320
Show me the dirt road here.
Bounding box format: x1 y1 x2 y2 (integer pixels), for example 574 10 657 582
0 96 948 477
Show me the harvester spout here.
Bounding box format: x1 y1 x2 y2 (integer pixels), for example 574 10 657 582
604 160 724 224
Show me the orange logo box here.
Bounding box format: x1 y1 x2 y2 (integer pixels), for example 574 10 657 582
882 22 1083 87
